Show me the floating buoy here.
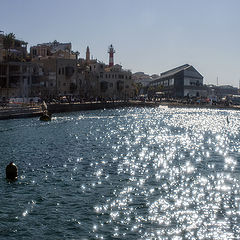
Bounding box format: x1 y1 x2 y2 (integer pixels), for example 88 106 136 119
6 162 18 181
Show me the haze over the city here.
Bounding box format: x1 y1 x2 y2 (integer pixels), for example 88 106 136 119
1 0 240 87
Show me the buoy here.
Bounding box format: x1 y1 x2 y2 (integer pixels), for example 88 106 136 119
6 162 18 181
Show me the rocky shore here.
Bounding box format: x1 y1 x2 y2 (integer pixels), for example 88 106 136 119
0 101 240 120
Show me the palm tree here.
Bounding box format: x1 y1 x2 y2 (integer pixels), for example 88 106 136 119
3 32 15 61
3 33 15 100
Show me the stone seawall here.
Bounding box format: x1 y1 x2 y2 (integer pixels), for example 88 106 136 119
0 106 42 120
0 101 159 120
1 101 240 120
47 101 159 113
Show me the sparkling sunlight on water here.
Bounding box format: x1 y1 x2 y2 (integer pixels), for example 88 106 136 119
1 106 240 239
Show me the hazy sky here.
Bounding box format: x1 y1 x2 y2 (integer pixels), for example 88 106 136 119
1 0 240 86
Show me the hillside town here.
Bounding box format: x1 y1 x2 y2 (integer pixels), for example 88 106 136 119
0 31 240 107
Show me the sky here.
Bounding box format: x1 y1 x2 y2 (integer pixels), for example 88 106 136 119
1 0 240 87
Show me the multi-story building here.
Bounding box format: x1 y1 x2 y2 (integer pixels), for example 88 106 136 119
132 72 159 87
149 64 207 98
88 62 134 99
0 61 41 99
0 35 28 62
0 33 37 100
84 45 135 100
29 40 81 99
32 58 78 98
30 41 76 60
0 32 4 62
206 84 239 99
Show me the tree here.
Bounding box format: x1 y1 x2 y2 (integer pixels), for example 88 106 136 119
3 32 15 61
3 33 15 100
135 82 143 95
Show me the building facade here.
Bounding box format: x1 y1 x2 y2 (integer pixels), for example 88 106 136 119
0 33 4 62
149 64 207 98
0 61 41 99
88 62 135 99
30 41 76 60
32 58 78 98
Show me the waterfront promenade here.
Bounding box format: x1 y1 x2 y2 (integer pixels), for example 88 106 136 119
0 100 240 120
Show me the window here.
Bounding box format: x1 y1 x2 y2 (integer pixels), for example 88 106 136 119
169 78 174 86
65 67 74 76
100 81 108 92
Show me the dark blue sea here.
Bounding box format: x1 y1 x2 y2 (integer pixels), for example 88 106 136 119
1 106 240 239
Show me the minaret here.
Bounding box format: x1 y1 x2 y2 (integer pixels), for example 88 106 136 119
108 44 115 67
86 46 90 64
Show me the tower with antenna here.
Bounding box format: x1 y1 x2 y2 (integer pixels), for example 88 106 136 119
108 44 115 67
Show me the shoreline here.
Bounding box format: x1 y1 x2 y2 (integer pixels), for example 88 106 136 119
0 101 239 120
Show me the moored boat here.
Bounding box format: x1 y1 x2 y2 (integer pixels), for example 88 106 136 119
40 100 52 121
40 113 51 121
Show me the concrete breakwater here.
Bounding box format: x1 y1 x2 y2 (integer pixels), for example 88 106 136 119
0 101 159 120
47 101 160 113
0 105 42 120
1 101 240 120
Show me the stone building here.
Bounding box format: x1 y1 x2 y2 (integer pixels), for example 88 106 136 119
206 84 239 99
29 40 82 99
0 32 4 62
81 46 135 100
0 33 28 62
30 40 76 60
0 61 41 99
0 33 37 100
32 58 78 98
88 62 135 100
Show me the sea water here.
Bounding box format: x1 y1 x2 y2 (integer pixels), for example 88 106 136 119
1 106 240 239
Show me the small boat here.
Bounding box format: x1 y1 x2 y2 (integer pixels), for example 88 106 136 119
40 113 51 121
40 101 52 121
